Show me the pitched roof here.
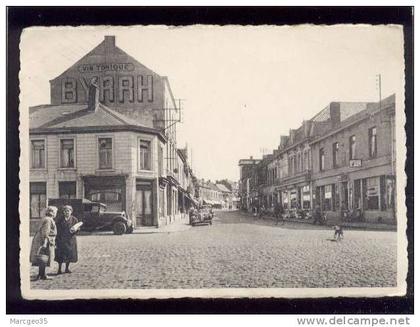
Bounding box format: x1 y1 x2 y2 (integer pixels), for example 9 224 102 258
51 36 161 82
30 104 87 129
30 103 147 130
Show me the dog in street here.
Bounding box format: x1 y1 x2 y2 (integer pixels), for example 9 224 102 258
333 225 344 241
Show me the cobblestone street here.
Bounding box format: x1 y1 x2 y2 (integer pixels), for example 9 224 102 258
30 210 397 289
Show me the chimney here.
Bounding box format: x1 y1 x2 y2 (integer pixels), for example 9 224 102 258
330 102 341 128
303 120 312 137
280 135 288 148
104 35 116 51
87 77 99 111
289 129 296 144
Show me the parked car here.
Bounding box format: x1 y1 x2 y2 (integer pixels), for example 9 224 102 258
200 205 214 220
48 198 133 235
190 205 213 226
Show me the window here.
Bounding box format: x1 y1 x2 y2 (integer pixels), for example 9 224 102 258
302 185 311 209
139 140 151 170
60 139 74 168
31 140 45 168
59 181 76 199
98 138 113 169
30 182 46 219
349 135 356 160
319 148 325 171
324 185 332 211
366 177 380 210
297 153 301 172
369 127 377 158
332 142 339 168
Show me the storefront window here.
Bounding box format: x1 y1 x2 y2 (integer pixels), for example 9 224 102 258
302 185 311 209
385 177 395 210
334 183 340 210
354 179 362 209
282 191 288 209
290 190 297 208
366 177 380 210
324 185 332 211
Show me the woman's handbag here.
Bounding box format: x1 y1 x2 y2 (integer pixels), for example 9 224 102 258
34 246 49 266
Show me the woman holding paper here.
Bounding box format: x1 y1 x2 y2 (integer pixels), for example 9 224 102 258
55 205 80 274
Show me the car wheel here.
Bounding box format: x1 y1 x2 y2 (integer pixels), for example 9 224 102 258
126 226 134 234
113 222 127 235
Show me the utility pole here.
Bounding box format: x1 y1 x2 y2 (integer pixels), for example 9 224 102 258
376 74 382 109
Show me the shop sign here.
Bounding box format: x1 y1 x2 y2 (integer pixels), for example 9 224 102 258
61 74 153 104
367 186 379 196
78 63 135 73
349 159 362 167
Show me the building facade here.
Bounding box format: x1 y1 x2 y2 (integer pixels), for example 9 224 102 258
238 157 261 210
310 95 396 223
238 95 397 224
29 35 194 232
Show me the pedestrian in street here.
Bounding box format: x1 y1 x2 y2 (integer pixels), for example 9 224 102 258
30 206 58 280
55 205 80 274
312 204 324 225
274 203 284 225
259 204 265 219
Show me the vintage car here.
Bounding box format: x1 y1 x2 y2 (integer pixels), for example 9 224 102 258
190 205 213 226
48 198 133 235
200 205 214 220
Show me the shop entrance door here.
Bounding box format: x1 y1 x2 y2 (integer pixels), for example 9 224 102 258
136 183 154 226
341 182 349 210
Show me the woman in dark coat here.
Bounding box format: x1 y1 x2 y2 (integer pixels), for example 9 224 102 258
55 205 79 274
30 206 58 280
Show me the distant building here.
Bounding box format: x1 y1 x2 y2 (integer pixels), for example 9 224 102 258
238 157 261 210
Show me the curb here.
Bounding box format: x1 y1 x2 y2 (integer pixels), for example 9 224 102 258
238 211 397 231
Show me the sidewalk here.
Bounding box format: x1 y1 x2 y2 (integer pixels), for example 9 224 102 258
133 216 191 234
240 211 397 231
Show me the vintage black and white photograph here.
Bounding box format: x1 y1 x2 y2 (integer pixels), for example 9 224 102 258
18 23 407 300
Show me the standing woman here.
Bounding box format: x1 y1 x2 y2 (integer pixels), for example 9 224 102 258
55 205 79 274
30 206 58 280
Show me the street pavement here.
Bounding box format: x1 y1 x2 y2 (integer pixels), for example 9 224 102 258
30 210 397 289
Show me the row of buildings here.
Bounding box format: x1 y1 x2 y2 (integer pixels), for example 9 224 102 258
196 179 240 209
29 35 200 232
239 95 396 224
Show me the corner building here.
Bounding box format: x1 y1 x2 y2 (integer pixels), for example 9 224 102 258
29 35 191 232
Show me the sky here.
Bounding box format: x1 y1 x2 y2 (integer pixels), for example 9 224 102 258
20 25 405 181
